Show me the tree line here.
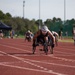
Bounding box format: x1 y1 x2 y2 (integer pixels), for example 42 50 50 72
0 10 75 36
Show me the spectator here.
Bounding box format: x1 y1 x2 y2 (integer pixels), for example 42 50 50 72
58 30 63 39
0 30 3 39
9 30 15 39
65 31 68 37
72 25 75 45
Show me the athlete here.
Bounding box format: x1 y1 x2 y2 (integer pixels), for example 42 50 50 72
52 31 59 46
25 30 33 42
32 25 55 54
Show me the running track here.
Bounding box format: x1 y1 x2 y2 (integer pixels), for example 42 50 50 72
0 38 75 75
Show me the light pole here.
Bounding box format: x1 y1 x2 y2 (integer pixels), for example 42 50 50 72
64 0 66 25
39 0 41 29
23 1 25 19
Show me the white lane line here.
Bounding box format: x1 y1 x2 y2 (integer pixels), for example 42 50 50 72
0 50 47 71
1 42 75 56
56 47 75 52
0 43 75 63
55 50 75 56
0 43 75 57
1 57 75 69
0 50 66 75
23 58 75 68
0 43 75 56
1 42 75 52
0 44 31 53
0 42 72 74
0 63 66 75
0 61 21 64
0 53 75 57
48 55 75 62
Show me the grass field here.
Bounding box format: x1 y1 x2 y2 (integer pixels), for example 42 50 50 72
59 38 74 43
4 35 74 43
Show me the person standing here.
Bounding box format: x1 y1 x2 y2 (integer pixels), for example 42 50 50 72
0 30 3 39
58 30 63 40
72 25 75 45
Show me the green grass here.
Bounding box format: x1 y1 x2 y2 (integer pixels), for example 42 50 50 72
17 35 24 38
58 39 74 43
14 35 74 43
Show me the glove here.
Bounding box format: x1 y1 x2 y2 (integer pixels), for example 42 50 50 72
52 44 55 48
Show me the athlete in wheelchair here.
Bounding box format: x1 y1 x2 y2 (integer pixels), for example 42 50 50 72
25 30 33 42
52 31 59 46
32 25 55 54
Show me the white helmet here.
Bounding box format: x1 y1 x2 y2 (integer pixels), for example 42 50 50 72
28 30 30 33
41 25 48 32
52 31 55 34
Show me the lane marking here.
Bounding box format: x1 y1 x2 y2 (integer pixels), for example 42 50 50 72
1 57 75 69
0 63 66 75
0 44 31 53
48 55 75 62
24 58 75 68
1 41 75 52
0 50 66 75
0 43 75 63
55 50 75 56
0 43 75 57
57 47 75 52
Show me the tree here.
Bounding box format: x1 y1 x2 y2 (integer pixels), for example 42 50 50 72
5 13 12 18
0 10 5 19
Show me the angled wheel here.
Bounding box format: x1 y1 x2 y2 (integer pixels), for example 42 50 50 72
32 47 36 54
48 39 54 54
44 43 48 55
50 46 53 54
74 40 75 45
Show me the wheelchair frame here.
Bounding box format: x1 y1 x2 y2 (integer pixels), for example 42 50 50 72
32 38 54 55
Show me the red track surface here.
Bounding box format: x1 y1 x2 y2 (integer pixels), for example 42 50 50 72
0 38 75 75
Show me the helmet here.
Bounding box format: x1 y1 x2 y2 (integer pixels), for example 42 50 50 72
52 31 54 34
28 30 30 33
41 25 48 32
41 25 49 34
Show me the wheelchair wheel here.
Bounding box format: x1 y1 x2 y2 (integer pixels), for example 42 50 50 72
28 37 31 42
32 47 36 54
44 43 48 55
50 46 53 54
74 40 75 45
48 39 54 54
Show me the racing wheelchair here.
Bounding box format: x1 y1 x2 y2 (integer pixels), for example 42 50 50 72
25 35 32 42
32 36 54 55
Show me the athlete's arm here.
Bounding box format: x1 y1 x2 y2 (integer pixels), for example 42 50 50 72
48 31 55 44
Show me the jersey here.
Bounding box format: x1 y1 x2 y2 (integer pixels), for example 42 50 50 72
36 30 48 43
